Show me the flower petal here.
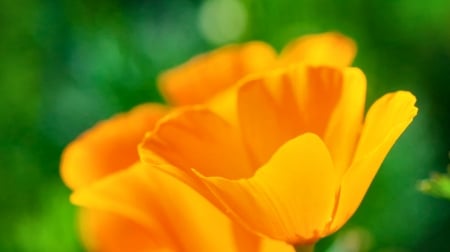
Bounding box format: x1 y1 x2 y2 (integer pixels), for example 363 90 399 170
237 69 302 166
238 65 346 166
72 162 283 252
60 103 168 190
331 91 418 231
194 133 339 244
159 42 277 105
297 66 346 135
78 209 167 252
139 106 253 179
322 67 367 176
279 32 356 67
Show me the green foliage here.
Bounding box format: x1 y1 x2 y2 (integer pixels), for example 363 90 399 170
13 184 83 252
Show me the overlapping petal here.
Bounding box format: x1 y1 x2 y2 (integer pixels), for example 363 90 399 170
330 91 418 231
140 106 253 179
63 102 294 251
78 209 160 252
237 69 303 167
159 42 277 106
237 65 364 168
159 32 356 107
321 67 366 175
194 133 339 244
61 103 168 190
72 162 294 252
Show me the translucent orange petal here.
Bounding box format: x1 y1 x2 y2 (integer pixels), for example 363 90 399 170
159 42 277 106
237 65 347 166
206 83 240 126
71 163 235 251
330 91 418 231
295 66 346 136
322 67 367 177
237 70 303 166
194 133 339 244
139 106 253 179
60 103 168 190
78 209 167 252
279 32 356 67
72 162 290 252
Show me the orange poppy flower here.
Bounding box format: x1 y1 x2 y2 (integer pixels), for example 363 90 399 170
62 32 354 189
139 64 418 245
62 104 294 251
62 32 359 251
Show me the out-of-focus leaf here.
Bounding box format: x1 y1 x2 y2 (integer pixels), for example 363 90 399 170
13 183 83 252
419 153 450 200
419 170 450 200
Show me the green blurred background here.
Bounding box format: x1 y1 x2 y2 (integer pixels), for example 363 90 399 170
0 0 449 251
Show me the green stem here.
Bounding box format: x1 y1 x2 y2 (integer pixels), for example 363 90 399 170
296 244 315 252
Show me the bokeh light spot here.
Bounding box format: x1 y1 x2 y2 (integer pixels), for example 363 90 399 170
198 0 248 45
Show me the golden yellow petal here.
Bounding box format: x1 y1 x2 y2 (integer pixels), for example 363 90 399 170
72 162 270 252
322 67 366 177
194 133 339 244
330 91 418 231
